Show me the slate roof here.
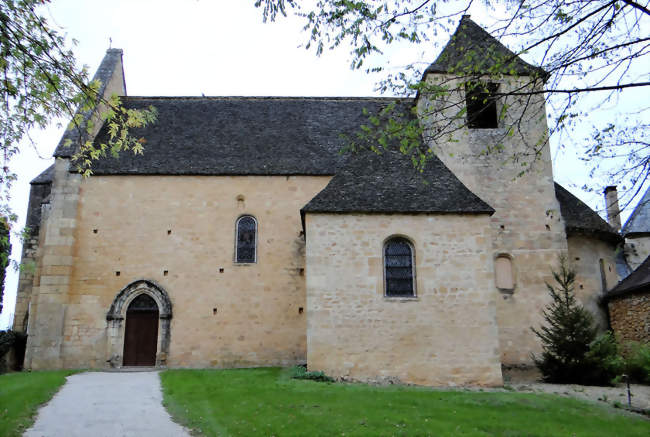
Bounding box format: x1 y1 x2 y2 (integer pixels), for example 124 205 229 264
54 49 126 158
30 164 55 184
606 254 650 300
554 183 622 243
424 15 547 78
622 186 650 236
79 96 416 176
302 148 494 214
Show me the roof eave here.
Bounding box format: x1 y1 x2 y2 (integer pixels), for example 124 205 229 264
565 227 624 244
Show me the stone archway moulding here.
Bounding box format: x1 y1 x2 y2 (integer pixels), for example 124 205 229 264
106 279 172 368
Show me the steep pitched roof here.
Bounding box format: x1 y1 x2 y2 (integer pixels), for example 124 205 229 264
54 49 126 158
72 95 491 215
622 186 650 236
85 96 411 175
606 254 650 299
424 15 547 78
554 183 622 243
302 148 493 214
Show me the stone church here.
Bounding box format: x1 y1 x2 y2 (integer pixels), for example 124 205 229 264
13 17 624 386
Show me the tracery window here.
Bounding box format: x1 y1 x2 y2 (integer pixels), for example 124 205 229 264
384 237 416 297
235 215 257 263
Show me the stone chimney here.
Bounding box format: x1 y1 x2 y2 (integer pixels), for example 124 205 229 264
604 186 621 231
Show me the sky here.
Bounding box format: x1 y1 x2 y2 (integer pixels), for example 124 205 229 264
0 0 645 328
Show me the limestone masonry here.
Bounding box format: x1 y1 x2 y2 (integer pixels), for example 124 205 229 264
13 17 643 386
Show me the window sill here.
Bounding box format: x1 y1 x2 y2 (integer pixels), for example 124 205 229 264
232 262 257 266
384 296 419 302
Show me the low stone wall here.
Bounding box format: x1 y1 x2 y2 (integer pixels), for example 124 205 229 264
608 292 650 343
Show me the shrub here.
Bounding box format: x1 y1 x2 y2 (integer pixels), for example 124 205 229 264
623 341 650 384
584 332 625 384
289 365 334 382
0 330 27 373
0 330 17 373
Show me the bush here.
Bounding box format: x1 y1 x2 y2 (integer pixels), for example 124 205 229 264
0 330 27 373
0 330 17 373
623 341 650 384
584 332 625 384
289 365 334 382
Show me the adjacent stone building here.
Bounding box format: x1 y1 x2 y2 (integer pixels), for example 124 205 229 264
605 255 650 343
12 16 623 386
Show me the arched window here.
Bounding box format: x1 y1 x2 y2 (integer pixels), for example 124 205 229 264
384 237 415 297
235 215 257 263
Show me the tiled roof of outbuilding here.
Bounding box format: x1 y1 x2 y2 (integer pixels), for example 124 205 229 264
622 186 650 236
554 183 622 243
302 148 494 214
424 15 547 78
606 255 650 299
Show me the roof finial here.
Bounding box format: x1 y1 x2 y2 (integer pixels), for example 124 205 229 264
462 14 471 20
109 37 112 49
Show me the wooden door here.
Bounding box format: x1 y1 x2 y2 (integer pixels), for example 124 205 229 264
123 294 159 366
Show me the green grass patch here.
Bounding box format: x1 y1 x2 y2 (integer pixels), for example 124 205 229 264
161 367 649 436
0 370 77 437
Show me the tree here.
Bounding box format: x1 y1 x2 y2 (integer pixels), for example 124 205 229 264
532 257 623 385
0 217 9 313
532 257 598 382
0 0 156 222
256 0 649 208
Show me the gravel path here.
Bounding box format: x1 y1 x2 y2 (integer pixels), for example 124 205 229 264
504 368 650 412
510 381 650 411
24 371 190 437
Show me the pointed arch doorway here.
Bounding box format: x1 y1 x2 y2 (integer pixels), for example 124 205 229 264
106 280 172 368
123 294 159 366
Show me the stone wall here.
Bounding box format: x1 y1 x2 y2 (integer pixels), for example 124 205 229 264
13 182 52 332
22 49 127 369
305 213 503 387
48 175 330 369
417 74 569 365
566 235 619 330
24 159 81 369
608 292 650 343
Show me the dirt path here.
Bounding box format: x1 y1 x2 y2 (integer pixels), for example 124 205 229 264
23 371 190 437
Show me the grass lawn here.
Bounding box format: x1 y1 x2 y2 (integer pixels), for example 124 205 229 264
161 368 649 436
0 370 77 437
